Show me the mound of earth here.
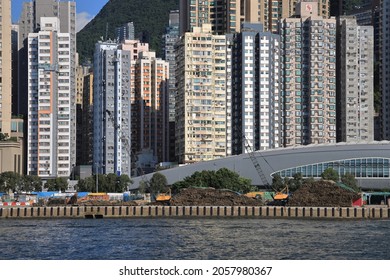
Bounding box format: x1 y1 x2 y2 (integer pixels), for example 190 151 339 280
170 188 264 206
287 181 360 207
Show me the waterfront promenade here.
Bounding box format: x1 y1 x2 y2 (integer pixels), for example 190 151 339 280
1 205 389 219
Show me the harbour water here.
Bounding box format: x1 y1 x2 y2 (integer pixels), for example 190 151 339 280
0 217 389 260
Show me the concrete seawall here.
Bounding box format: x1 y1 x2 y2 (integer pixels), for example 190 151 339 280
1 206 389 219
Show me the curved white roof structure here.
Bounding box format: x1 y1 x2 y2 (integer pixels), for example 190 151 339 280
130 142 390 190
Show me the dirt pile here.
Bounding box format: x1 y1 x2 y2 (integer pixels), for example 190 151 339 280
287 181 360 207
170 188 264 206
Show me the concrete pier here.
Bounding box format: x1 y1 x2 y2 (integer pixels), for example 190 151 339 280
0 206 389 219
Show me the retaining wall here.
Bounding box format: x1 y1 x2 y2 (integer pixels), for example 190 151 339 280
0 206 389 219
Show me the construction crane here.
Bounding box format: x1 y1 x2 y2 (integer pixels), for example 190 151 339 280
242 134 272 190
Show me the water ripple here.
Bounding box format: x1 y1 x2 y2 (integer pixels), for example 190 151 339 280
0 218 389 259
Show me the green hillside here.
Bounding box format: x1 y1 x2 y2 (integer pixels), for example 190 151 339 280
76 0 179 64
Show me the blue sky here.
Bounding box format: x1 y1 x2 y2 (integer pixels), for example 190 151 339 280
12 0 109 31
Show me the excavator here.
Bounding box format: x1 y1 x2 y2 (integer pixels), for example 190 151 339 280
242 134 289 205
271 186 289 206
155 188 172 205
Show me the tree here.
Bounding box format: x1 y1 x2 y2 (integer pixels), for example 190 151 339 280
117 174 132 192
76 176 95 192
0 172 23 192
289 173 304 192
321 168 339 182
171 168 252 194
75 173 132 193
272 174 284 191
341 173 360 192
138 180 148 194
150 172 168 195
21 175 42 192
0 172 42 192
44 178 68 192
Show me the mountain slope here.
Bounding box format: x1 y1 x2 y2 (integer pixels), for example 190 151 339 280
76 0 179 64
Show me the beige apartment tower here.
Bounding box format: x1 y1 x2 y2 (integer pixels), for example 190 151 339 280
175 24 227 163
180 0 266 34
0 0 24 174
0 0 12 136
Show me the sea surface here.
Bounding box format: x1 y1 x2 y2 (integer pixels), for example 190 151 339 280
0 217 389 260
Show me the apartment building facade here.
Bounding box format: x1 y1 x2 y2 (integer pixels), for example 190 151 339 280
337 16 374 142
116 22 135 42
380 0 390 139
163 10 180 162
93 42 131 176
280 1 337 146
179 0 330 35
133 51 170 164
179 0 266 35
269 0 330 32
27 17 74 177
0 0 12 136
81 70 93 166
175 24 227 163
18 0 76 117
231 23 281 155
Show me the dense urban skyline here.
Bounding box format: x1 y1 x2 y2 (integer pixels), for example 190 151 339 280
1 0 389 181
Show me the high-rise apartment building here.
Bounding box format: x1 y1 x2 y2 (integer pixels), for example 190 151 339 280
269 0 330 32
175 24 227 163
231 23 281 154
75 64 90 166
179 0 260 35
116 22 135 42
120 40 149 104
337 16 374 142
226 34 234 156
119 39 155 169
27 17 74 177
133 51 169 164
81 70 94 166
12 24 19 117
163 10 180 123
346 1 380 62
280 1 337 146
93 42 131 176
163 10 180 162
0 0 24 174
180 0 329 35
380 0 390 139
76 64 90 105
0 0 12 136
18 0 76 117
